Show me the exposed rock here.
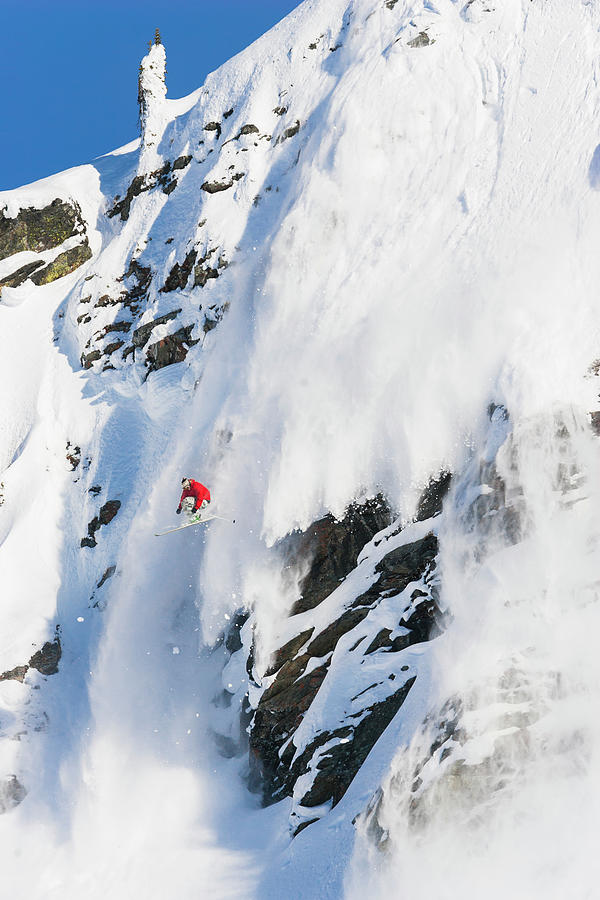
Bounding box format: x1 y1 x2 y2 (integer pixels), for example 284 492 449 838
201 177 239 194
146 325 199 372
0 636 62 683
66 442 81 470
224 108 234 119
273 106 288 116
237 124 259 137
279 120 301 142
415 471 452 522
81 500 121 547
0 665 28 683
103 320 131 336
97 565 116 589
30 240 92 285
107 162 175 220
407 31 433 47
98 500 121 526
194 265 219 287
172 154 192 170
351 532 439 610
161 250 197 292
297 677 416 811
95 294 118 308
29 638 61 676
108 173 152 219
266 628 315 676
250 660 330 802
204 121 222 139
81 349 102 369
285 495 392 616
385 0 399 8
249 517 441 813
131 309 182 349
0 198 84 260
306 607 371 658
0 776 27 813
0 259 44 293
104 340 124 356
125 258 152 295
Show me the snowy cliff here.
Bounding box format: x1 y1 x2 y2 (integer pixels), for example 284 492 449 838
1 0 600 897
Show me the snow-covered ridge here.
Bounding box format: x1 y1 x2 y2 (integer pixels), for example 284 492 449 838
1 0 600 896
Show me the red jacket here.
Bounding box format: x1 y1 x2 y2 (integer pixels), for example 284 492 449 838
178 480 210 512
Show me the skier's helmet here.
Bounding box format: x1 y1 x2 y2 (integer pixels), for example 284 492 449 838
182 477 192 489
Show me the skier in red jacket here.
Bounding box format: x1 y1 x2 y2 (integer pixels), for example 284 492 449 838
176 477 211 520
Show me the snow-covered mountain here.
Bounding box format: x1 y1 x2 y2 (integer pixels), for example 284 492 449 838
2 0 600 897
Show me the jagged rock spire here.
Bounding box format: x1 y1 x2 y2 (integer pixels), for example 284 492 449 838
137 32 167 171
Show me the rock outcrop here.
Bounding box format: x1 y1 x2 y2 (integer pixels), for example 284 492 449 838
243 492 446 827
0 198 85 259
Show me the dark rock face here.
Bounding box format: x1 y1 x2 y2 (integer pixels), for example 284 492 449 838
0 259 44 293
81 500 121 547
306 607 371 657
104 340 124 356
194 265 219 287
102 320 131 336
97 565 116 589
107 159 189 220
407 31 433 47
285 495 392 616
415 471 452 522
296 678 416 813
0 198 84 260
81 349 102 370
265 628 314 677
66 442 81 470
172 154 192 170
146 325 199 372
30 241 92 285
204 121 222 139
132 309 182 349
161 250 197 292
0 665 28 683
193 248 227 288
201 178 240 194
29 638 61 676
279 121 301 143
0 636 62 682
352 532 439 609
237 124 259 137
250 659 330 802
249 512 442 812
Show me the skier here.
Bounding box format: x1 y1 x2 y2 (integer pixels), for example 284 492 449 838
176 477 211 521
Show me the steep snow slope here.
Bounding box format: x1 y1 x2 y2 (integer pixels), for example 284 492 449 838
1 0 600 897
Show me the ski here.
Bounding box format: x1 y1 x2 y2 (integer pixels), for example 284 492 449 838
154 514 234 537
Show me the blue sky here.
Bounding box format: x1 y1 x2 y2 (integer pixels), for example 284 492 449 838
0 0 300 191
